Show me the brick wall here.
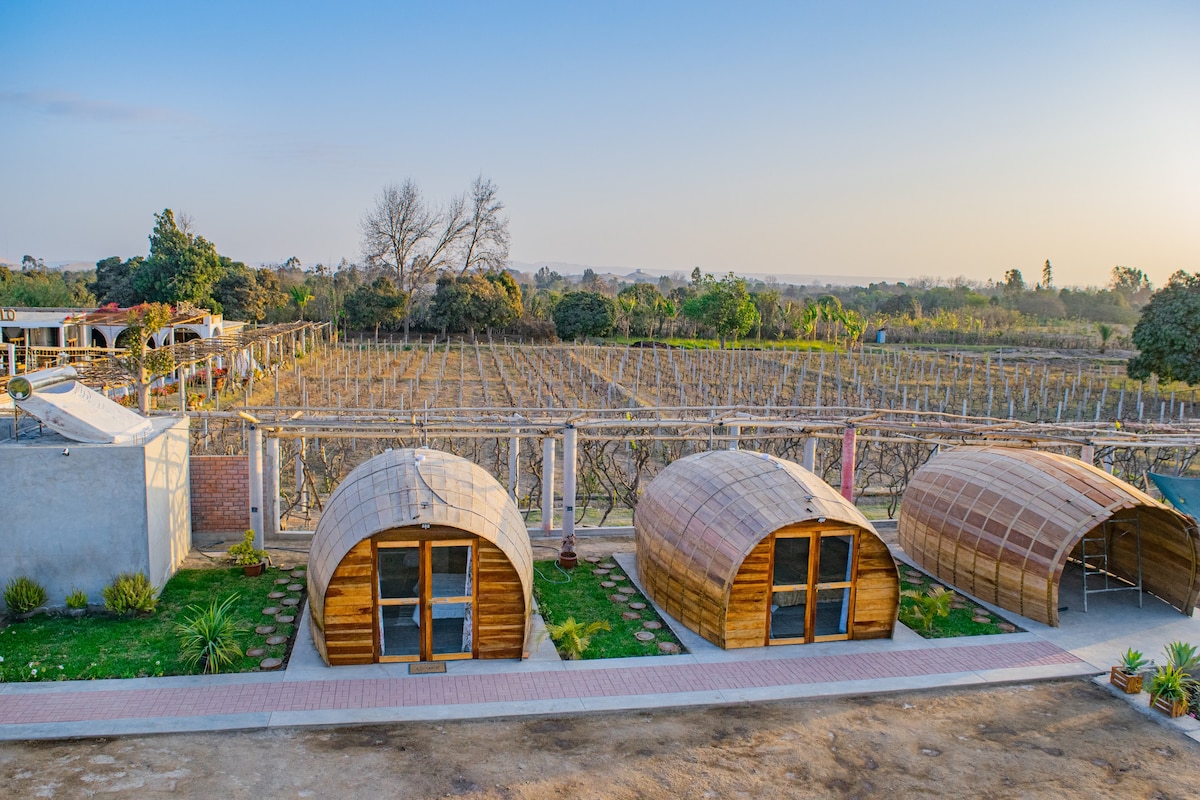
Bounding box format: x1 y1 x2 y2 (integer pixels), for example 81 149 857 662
190 455 249 533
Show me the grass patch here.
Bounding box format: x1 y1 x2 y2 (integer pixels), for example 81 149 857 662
533 557 683 659
898 569 1019 638
0 565 305 681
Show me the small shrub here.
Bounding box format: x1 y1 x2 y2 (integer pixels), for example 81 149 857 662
1163 640 1200 673
544 617 611 660
65 588 89 610
899 585 954 632
1149 664 1195 702
4 576 48 614
227 530 268 567
177 594 246 674
1116 647 1149 675
102 572 158 614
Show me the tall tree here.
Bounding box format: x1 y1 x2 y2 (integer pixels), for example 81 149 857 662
1041 259 1053 289
1128 271 1200 385
133 209 223 308
552 291 617 340
457 176 510 275
345 277 408 338
90 256 144 307
682 272 758 348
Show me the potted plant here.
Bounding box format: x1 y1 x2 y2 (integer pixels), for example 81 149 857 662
1163 640 1200 676
1109 647 1149 694
1148 664 1194 718
559 529 578 570
228 530 269 576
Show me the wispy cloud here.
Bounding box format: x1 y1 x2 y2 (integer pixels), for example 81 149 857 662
0 90 182 123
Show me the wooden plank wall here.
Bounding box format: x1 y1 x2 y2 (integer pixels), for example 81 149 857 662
320 539 375 665
475 539 528 659
724 539 772 648
852 532 900 639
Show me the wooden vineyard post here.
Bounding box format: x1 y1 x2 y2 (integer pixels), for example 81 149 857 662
840 425 856 502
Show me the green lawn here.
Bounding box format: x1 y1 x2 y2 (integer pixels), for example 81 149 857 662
533 557 684 659
898 570 1017 638
0 565 305 682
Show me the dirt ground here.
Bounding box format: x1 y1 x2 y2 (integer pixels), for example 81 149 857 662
1 680 1197 799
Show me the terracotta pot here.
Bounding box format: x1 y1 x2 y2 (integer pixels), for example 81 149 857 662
1149 692 1187 718
558 552 578 570
1109 666 1143 694
243 562 266 577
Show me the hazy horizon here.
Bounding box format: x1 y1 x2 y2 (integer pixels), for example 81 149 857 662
2 2 1197 289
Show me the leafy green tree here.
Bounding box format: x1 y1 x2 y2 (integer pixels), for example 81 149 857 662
289 285 314 321
122 303 175 413
213 260 284 322
91 256 144 307
1128 271 1200 385
428 271 522 338
617 283 663 338
1110 265 1154 308
552 291 616 340
134 209 223 309
345 277 408 337
682 272 758 348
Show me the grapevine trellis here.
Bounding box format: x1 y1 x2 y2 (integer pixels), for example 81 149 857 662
185 336 1200 531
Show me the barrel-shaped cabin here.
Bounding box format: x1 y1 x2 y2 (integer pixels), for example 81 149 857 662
307 448 532 665
635 449 900 648
898 446 1200 626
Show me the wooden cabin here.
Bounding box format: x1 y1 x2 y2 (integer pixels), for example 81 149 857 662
635 449 899 648
898 446 1200 626
307 448 532 665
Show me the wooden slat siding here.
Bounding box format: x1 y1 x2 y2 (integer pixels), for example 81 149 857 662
852 530 899 639
475 539 527 658
724 538 772 648
322 539 375 665
898 446 1200 626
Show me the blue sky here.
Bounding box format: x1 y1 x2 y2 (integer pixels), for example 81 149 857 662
1 1 1197 287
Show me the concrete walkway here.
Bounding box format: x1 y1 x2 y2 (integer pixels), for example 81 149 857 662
3 526 1198 743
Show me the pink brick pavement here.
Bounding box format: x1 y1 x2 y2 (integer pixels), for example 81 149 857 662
0 640 1083 727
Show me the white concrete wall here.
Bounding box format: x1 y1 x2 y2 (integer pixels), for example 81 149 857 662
0 416 192 610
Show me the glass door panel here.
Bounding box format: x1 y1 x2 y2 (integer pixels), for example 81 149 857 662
427 544 473 658
773 537 811 586
817 536 854 583
377 546 420 659
813 587 851 637
770 530 857 644
769 588 807 640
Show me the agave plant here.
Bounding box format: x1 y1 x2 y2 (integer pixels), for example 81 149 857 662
1149 664 1195 702
1116 647 1149 675
1162 641 1200 674
544 617 611 660
900 585 954 632
177 594 246 674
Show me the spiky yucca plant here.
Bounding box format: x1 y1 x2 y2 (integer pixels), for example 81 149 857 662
177 594 246 674
545 617 611 660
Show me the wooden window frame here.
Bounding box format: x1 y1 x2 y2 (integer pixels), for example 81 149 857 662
767 527 859 645
374 537 479 663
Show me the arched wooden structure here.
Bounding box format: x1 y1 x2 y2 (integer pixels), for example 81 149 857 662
635 449 899 649
307 448 532 665
898 446 1200 626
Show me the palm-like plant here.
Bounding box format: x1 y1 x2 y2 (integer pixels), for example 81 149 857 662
1163 640 1200 673
899 585 954 632
177 594 246 674
544 617 611 660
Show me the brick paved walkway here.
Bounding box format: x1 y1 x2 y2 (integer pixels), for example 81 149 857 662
0 639 1081 727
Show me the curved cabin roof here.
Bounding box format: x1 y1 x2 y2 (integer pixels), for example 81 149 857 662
636 449 877 606
308 448 532 617
898 446 1200 626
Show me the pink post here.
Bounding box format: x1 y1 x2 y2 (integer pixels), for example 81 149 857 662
840 426 856 502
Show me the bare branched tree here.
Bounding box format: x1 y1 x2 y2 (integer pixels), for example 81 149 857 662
458 176 510 276
361 180 433 297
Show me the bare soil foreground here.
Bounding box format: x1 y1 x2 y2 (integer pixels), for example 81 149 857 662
2 680 1197 799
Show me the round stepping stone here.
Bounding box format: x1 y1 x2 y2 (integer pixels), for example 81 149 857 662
274 578 290 586
618 586 636 595
593 569 610 576
268 591 286 599
585 556 601 563
276 615 295 624
255 625 276 635
287 584 304 592
622 611 641 621
610 594 629 603
628 602 647 610
259 657 283 670
246 647 266 658
265 635 288 646
262 606 281 615
599 562 618 569
972 616 991 624
281 597 300 606
290 570 306 578
600 581 616 588
611 575 626 582
642 620 662 630
634 631 655 642
658 642 681 655
997 622 1017 633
